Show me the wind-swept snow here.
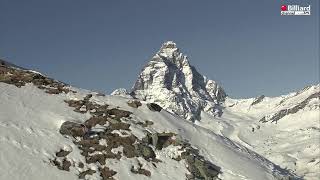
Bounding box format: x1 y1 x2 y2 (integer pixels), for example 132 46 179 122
0 83 298 180
197 85 320 179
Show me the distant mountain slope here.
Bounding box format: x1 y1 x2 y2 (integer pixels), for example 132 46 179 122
200 85 320 179
226 85 319 120
0 60 298 180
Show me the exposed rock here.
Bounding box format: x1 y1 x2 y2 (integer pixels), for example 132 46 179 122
84 94 93 101
131 162 151 177
96 93 106 96
61 159 71 171
59 121 86 137
138 144 156 160
122 144 138 158
65 98 101 114
56 94 221 179
182 147 221 180
84 116 108 129
109 122 130 131
143 132 176 149
0 64 71 94
127 100 142 108
147 103 162 112
86 154 107 165
251 95 265 106
145 120 154 126
137 120 154 127
56 149 71 157
78 162 84 168
51 158 72 171
77 139 100 148
107 108 132 119
100 167 117 180
79 169 96 179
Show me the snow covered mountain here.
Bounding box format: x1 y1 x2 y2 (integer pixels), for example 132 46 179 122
113 41 226 121
219 85 320 180
112 41 320 179
0 60 299 180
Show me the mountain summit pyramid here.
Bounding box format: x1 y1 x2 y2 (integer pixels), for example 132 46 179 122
112 41 226 121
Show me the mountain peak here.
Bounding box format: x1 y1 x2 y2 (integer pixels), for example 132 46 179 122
161 41 177 49
156 41 181 61
121 42 227 121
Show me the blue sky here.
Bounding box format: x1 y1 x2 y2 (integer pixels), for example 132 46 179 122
0 0 319 98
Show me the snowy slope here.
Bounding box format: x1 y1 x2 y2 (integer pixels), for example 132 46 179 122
0 63 298 180
215 85 320 180
193 85 320 180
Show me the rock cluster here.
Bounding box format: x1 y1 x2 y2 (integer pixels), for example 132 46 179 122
0 63 71 94
181 146 221 180
55 96 159 179
53 96 221 179
50 148 72 172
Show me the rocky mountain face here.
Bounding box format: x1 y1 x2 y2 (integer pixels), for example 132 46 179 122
112 41 226 121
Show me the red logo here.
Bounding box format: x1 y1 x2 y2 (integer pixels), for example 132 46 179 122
281 5 287 11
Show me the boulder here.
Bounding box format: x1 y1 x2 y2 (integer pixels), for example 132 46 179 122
147 103 162 112
56 149 71 157
99 167 117 180
127 100 142 108
107 108 132 119
52 158 72 171
79 169 96 179
139 145 156 160
59 121 85 137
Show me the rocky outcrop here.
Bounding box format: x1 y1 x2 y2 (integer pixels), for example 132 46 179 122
56 149 72 157
146 103 162 112
127 100 142 108
251 95 265 106
59 121 86 137
131 162 151 177
78 169 96 179
51 95 221 179
0 60 72 94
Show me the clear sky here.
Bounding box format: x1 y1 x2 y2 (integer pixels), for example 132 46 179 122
0 0 319 98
